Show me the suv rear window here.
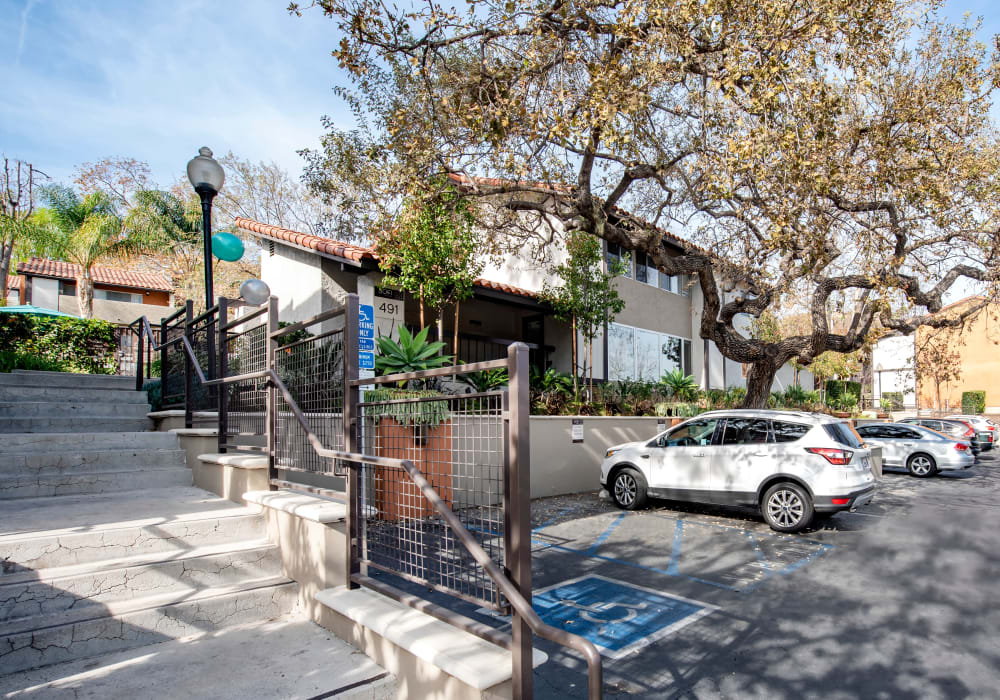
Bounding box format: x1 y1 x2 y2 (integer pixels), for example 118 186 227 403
823 423 862 448
772 421 810 443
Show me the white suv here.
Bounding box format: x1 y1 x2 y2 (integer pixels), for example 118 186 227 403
599 410 876 532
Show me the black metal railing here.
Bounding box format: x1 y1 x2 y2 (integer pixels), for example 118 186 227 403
127 294 602 700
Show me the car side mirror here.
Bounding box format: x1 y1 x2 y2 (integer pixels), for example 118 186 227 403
657 436 667 448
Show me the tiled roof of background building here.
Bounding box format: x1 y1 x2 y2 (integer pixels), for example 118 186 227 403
16 258 173 292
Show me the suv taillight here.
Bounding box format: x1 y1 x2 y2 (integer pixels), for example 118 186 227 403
964 428 975 438
806 447 854 465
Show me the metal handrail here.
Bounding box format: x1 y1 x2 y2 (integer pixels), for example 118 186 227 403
151 304 605 698
266 369 604 699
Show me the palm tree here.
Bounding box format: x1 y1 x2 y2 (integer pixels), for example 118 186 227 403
37 185 164 318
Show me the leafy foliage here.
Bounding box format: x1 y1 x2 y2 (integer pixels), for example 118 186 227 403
882 391 905 410
466 367 509 392
660 369 700 401
0 350 68 373
962 391 986 415
0 314 119 373
363 388 449 427
374 326 453 376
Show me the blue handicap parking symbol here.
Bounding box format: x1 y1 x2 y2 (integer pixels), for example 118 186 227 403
359 304 375 339
534 574 714 658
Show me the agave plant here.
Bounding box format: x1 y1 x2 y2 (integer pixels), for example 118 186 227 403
661 369 700 402
374 326 453 377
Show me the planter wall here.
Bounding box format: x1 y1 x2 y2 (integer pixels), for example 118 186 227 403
374 418 453 520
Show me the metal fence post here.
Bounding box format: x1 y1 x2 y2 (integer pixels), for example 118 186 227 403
266 295 279 491
506 341 533 700
135 325 144 392
344 293 360 589
183 300 194 429
217 297 229 454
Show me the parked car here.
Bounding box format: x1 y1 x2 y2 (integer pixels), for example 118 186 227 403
855 422 975 477
898 418 983 455
946 414 996 451
600 410 876 533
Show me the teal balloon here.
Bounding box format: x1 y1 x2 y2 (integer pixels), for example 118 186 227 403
211 232 244 262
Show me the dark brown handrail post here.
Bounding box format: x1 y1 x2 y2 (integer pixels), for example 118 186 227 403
506 341 533 700
217 297 229 453
135 324 144 392
266 295 279 491
160 314 168 411
343 293 361 589
183 300 194 429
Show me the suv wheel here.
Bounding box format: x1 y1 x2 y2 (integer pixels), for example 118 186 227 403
907 453 937 478
611 467 648 510
762 482 814 533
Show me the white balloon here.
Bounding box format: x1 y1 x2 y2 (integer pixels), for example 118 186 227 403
239 278 271 306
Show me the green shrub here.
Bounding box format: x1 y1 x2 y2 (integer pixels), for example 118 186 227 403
825 380 861 404
363 388 449 426
660 369 700 402
0 314 119 374
143 379 163 411
962 390 986 414
0 350 68 373
655 401 700 417
882 391 904 410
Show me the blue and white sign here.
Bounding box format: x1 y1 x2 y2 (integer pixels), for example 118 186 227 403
359 304 375 339
359 337 375 352
359 351 375 370
533 574 715 658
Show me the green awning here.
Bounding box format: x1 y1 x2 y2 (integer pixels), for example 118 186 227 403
0 304 81 318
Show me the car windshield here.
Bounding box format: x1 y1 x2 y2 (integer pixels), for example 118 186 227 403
823 422 863 448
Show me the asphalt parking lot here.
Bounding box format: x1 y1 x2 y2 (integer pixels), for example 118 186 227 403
522 450 1000 698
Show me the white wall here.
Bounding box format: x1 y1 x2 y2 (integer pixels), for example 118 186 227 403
872 335 916 406
31 277 58 310
261 244 323 325
6 290 18 304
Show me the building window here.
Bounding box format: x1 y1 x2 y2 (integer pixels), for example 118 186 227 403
608 322 692 381
94 289 143 304
606 242 633 279
59 280 77 296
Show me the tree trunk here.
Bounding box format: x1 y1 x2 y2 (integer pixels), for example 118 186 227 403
589 337 594 398
741 359 778 408
0 243 10 307
418 286 425 328
436 313 444 353
78 273 94 319
571 315 578 400
453 300 460 366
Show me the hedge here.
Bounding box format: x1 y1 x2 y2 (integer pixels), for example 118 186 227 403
825 380 862 402
961 390 986 415
0 314 119 374
882 391 905 411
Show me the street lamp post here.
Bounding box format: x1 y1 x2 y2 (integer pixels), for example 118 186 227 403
186 147 226 310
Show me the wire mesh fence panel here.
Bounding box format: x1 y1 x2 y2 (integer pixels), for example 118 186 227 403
160 318 187 408
357 389 507 609
188 311 218 411
222 313 268 449
274 327 346 473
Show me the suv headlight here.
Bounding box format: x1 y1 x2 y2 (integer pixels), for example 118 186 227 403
605 448 621 458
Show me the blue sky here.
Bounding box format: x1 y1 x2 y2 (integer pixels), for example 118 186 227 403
1 0 997 189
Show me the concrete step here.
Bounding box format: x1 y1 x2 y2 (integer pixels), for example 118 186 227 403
0 385 149 404
0 416 152 433
0 401 151 418
0 488 266 572
0 577 298 674
0 431 179 452
0 448 186 477
0 372 136 390
0 466 192 500
0 618 394 699
0 541 281 624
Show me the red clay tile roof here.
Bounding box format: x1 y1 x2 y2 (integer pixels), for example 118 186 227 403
16 258 173 292
6 275 18 291
236 217 375 263
236 217 539 300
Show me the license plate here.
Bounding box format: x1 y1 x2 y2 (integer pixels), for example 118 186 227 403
862 456 872 469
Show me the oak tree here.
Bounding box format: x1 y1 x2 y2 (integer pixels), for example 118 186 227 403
295 0 1000 406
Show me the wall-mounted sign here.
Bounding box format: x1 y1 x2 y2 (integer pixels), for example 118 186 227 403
359 351 375 370
657 419 666 432
359 337 374 352
571 418 584 443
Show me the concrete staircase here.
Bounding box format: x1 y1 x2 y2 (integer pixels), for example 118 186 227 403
0 370 392 698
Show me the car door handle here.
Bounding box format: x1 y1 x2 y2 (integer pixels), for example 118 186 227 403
903 443 914 446
694 452 706 457
750 452 769 457
640 454 650 459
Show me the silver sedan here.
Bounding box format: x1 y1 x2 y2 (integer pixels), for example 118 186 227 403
855 422 975 477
